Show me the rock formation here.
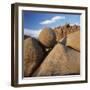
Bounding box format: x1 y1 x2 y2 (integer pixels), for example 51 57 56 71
54 24 80 42
66 31 80 51
32 43 80 76
24 37 45 76
24 24 80 77
39 27 56 48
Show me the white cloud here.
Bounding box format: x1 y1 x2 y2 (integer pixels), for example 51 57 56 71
52 16 65 21
24 28 42 38
40 16 65 25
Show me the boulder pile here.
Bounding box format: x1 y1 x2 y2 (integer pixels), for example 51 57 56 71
24 24 80 77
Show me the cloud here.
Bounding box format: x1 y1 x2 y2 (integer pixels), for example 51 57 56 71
40 16 65 25
52 16 65 21
24 28 42 38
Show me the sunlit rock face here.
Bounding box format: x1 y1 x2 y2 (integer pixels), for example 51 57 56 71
39 27 56 48
32 43 80 76
66 31 80 51
24 37 45 77
23 24 80 77
54 25 80 42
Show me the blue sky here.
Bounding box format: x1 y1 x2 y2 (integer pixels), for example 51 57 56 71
23 11 80 38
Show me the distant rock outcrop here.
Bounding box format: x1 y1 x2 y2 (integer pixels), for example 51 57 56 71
39 27 56 48
32 43 80 76
66 31 80 51
54 24 80 42
24 37 45 77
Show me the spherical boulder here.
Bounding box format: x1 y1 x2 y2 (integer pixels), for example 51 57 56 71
24 37 45 77
39 27 56 48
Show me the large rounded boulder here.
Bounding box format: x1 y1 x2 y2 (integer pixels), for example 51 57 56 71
24 37 45 77
39 27 56 48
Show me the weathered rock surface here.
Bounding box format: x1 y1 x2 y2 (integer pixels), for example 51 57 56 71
54 28 63 42
32 43 80 76
24 37 45 77
66 31 80 51
54 25 80 42
59 37 67 45
24 24 80 77
39 27 56 48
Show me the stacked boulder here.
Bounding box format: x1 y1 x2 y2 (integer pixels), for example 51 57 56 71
24 24 80 77
39 27 56 48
